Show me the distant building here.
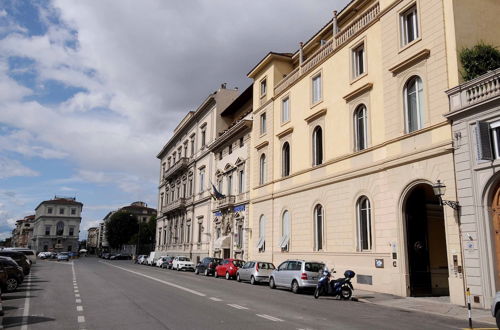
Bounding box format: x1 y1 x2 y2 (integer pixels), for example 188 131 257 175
86 227 99 254
12 215 35 248
31 196 83 253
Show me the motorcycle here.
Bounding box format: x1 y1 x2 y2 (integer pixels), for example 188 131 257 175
314 268 355 300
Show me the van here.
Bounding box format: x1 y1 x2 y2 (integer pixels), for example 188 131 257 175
147 251 162 266
3 248 36 264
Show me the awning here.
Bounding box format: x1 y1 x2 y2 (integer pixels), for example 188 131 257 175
278 234 289 248
256 237 265 249
214 235 231 249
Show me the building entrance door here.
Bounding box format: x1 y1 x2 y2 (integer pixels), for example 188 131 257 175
491 184 500 289
223 248 230 259
405 183 449 297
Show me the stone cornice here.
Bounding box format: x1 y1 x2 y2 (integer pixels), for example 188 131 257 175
304 108 327 124
388 49 431 76
276 127 294 139
343 83 373 102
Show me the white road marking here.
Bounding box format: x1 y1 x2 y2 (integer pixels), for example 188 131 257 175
256 314 284 322
101 261 206 297
227 304 248 310
75 294 80 298
74 290 79 293
77 316 85 323
76 305 83 312
20 274 32 330
210 297 223 301
76 298 82 303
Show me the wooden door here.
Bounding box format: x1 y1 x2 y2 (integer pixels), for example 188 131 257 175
492 185 500 286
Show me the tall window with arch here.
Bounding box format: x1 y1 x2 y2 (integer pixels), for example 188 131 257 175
279 210 290 251
354 104 368 151
356 196 372 251
56 221 64 236
404 76 424 133
314 204 324 251
259 154 266 185
258 215 265 252
282 142 291 177
312 126 323 166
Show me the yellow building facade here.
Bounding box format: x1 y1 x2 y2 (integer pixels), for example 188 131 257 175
247 0 500 305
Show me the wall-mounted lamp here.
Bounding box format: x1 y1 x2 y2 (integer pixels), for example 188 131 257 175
432 180 460 210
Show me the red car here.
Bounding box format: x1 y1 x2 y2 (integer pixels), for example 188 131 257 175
214 258 245 280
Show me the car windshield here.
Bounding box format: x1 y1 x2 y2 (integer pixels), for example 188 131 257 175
305 262 325 272
178 257 189 261
232 260 244 267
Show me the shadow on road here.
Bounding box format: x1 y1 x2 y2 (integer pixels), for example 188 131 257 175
2 316 55 328
2 295 36 301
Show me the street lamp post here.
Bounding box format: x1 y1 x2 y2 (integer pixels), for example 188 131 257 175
432 180 460 210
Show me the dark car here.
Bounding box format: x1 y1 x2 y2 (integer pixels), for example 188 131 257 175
0 251 31 275
160 256 174 269
0 257 24 292
195 257 222 276
110 254 132 260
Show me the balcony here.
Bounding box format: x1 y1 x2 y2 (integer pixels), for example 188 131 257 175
217 196 235 209
163 157 189 181
162 198 187 214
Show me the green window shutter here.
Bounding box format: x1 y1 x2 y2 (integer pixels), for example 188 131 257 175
475 121 493 160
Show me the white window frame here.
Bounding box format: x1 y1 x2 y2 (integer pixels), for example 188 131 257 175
238 169 244 194
400 4 419 46
354 105 368 151
260 112 267 135
314 205 324 251
279 210 290 251
281 96 290 123
404 76 424 133
312 126 323 166
357 196 372 251
282 142 290 177
259 154 266 185
257 215 265 252
199 169 205 193
491 121 500 159
311 73 322 104
352 43 365 78
260 78 267 97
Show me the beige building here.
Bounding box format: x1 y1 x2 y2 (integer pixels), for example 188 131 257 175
87 227 98 254
156 85 239 263
209 86 253 260
246 0 500 306
12 215 35 248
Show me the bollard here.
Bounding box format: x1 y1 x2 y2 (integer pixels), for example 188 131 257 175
466 288 472 329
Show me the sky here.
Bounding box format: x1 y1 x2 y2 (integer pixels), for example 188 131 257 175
0 0 350 240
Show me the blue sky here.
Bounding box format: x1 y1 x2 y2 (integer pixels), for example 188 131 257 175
0 0 348 240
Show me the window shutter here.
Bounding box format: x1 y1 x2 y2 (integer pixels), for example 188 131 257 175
475 121 493 161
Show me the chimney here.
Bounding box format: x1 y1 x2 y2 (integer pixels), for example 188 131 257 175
332 10 338 36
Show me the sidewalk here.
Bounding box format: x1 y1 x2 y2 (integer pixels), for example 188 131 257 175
354 289 496 327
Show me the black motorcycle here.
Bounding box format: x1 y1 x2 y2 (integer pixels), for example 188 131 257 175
314 269 355 299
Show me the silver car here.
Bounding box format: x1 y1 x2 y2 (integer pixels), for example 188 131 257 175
269 260 325 294
236 261 275 285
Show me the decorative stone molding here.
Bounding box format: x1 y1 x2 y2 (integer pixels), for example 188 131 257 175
388 49 430 76
343 83 373 102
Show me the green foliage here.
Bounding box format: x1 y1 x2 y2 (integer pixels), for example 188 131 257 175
105 211 139 249
460 43 500 81
129 215 157 246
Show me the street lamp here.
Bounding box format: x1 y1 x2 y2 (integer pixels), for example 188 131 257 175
432 180 460 210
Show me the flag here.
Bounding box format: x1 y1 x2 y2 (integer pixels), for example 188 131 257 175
212 184 225 200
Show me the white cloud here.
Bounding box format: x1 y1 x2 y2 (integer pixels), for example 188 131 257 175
0 156 38 179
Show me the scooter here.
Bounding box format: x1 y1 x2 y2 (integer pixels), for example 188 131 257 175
314 268 355 300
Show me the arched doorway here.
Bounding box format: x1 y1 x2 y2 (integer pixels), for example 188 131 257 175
404 183 449 296
491 184 500 290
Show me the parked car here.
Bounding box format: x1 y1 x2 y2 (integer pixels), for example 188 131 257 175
160 256 174 269
110 254 132 260
57 252 70 262
195 257 222 276
0 257 24 292
100 253 111 259
269 260 325 294
3 248 36 264
0 251 31 275
155 256 170 267
137 255 148 264
236 261 275 284
491 291 500 328
214 259 245 280
172 256 195 271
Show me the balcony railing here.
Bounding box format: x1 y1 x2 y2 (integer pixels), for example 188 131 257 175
163 157 189 181
447 68 500 112
273 2 380 96
162 198 187 214
217 195 235 209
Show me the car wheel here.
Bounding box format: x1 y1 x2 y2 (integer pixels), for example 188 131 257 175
195 268 199 275
214 271 218 278
204 269 209 276
6 278 18 292
250 276 256 285
496 308 500 329
177 265 180 271
269 277 276 289
225 272 231 280
291 280 300 294
236 274 241 282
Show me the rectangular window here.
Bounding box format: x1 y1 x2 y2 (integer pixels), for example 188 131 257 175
198 221 202 243
260 78 267 97
218 179 223 194
160 193 164 207
59 208 65 215
228 144 232 154
227 174 233 195
47 207 53 214
352 43 365 78
260 113 267 135
199 169 205 192
45 226 51 236
201 129 206 147
190 139 195 156
183 182 187 198
189 178 193 196
312 73 322 104
282 97 290 123
219 151 223 160
239 137 244 147
238 170 244 194
71 208 76 215
237 224 243 248
184 142 188 157
186 224 190 243
400 5 419 46
69 227 74 236
491 122 500 159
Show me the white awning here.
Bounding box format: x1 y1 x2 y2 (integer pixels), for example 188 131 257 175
214 235 231 249
278 234 289 248
256 237 265 249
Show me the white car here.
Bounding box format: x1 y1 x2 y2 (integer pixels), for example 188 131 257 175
172 256 195 271
155 256 170 267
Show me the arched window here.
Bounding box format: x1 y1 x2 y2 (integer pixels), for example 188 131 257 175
312 126 323 166
354 105 367 151
404 76 424 133
259 154 266 185
258 215 266 252
282 142 291 177
279 210 290 251
56 221 64 236
356 196 372 251
314 204 324 251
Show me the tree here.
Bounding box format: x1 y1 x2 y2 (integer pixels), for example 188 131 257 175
129 215 157 254
460 43 500 81
105 212 139 249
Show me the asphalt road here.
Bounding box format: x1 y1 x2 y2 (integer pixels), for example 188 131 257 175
0 257 491 329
